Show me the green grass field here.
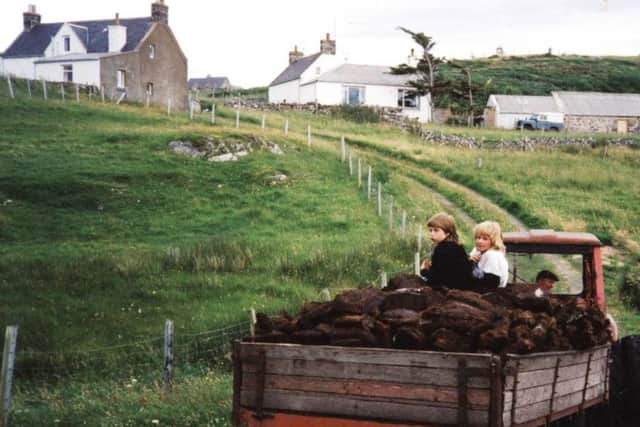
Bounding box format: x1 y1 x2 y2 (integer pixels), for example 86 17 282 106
1 76 639 425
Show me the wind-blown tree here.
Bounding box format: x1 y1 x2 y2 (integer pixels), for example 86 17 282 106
447 60 494 126
391 27 447 113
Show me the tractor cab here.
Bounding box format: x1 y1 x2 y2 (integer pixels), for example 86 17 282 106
503 230 605 311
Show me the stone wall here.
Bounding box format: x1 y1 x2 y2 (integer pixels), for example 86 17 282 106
217 100 639 149
101 23 188 109
566 115 640 134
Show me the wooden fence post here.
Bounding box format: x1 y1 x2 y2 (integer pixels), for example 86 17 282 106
367 166 372 200
414 252 421 275
211 103 216 124
101 85 105 103
6 77 14 99
235 110 240 128
380 272 387 289
145 93 150 108
418 224 423 253
307 125 311 146
1 326 18 427
261 114 266 130
284 119 289 136
402 210 407 238
250 309 257 337
348 151 353 176
340 136 346 162
60 84 65 101
163 320 174 396
189 102 194 120
42 80 47 100
75 84 80 102
377 182 382 217
167 98 171 116
88 86 93 101
388 196 394 230
357 158 362 187
26 79 32 98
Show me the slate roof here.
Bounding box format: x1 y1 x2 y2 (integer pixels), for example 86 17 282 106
303 64 416 87
269 52 322 87
188 77 231 90
552 91 640 117
490 95 558 114
2 17 151 58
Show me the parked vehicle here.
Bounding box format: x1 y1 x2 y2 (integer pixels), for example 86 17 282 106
232 231 634 427
516 113 564 131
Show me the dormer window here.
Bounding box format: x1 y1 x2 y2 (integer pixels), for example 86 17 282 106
64 36 71 52
149 44 155 59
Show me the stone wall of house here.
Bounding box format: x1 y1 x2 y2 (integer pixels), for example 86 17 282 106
101 23 188 109
566 115 640 134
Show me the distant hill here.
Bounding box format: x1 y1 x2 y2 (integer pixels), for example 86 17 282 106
436 55 640 114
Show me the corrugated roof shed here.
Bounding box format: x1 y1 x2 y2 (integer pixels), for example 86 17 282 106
491 95 558 113
304 64 416 87
2 17 151 58
270 53 322 87
552 91 640 117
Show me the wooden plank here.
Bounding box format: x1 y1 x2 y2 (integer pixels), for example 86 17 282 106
502 383 606 426
504 357 606 389
240 343 493 369
240 389 489 426
238 407 452 427
242 373 491 406
243 359 491 388
504 363 607 406
504 346 609 373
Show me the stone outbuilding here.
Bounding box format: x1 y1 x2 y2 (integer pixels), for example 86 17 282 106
0 1 188 109
552 91 640 134
188 76 232 92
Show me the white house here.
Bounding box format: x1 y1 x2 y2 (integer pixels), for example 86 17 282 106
0 2 188 108
484 95 559 129
268 34 431 122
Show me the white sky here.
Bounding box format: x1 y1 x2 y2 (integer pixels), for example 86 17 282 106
1 0 638 87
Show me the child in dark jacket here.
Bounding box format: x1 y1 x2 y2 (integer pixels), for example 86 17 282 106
420 212 473 290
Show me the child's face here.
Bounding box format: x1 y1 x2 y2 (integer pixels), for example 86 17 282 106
537 278 556 291
429 226 449 244
475 234 492 252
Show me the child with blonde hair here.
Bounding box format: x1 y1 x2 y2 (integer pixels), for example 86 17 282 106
420 212 473 290
469 221 509 289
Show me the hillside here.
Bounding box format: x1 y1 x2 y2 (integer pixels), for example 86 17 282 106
1 83 640 425
438 55 640 113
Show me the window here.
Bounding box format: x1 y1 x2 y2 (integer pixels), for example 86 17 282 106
146 82 154 96
117 69 126 89
398 89 419 109
62 64 73 82
64 36 71 52
343 86 365 105
149 44 155 59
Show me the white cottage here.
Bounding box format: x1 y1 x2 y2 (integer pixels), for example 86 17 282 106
484 95 559 129
268 34 431 122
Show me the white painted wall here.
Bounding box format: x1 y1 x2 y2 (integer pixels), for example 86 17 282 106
35 59 100 85
44 23 88 57
303 81 431 122
1 57 38 79
268 79 300 103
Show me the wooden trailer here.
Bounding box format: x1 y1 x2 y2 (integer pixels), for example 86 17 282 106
232 342 610 427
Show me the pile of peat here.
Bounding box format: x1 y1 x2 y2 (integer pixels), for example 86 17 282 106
249 274 611 354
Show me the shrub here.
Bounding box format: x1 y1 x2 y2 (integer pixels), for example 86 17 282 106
330 105 380 123
619 257 640 310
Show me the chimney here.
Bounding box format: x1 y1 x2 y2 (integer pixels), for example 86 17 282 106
407 48 418 67
151 0 169 24
320 33 336 55
289 45 304 64
23 5 41 32
108 13 127 52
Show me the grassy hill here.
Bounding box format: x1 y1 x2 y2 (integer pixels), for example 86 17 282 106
1 80 640 425
438 55 640 114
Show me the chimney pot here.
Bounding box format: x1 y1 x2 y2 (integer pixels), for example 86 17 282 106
151 0 169 24
320 33 336 55
115 13 120 25
289 45 304 64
